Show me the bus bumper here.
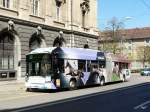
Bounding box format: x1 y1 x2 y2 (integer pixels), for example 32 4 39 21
25 81 57 90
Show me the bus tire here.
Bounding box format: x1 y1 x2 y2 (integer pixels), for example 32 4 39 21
122 75 126 82
69 79 77 90
100 76 105 86
26 88 32 92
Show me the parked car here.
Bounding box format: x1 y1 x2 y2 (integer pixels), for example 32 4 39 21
140 68 150 76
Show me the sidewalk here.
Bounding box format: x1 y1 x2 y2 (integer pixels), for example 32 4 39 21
0 73 141 93
0 79 26 93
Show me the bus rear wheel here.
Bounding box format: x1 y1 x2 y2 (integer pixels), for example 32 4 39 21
100 76 105 86
69 80 77 90
122 75 126 82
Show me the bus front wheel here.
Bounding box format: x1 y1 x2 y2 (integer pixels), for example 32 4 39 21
26 88 33 92
69 80 77 90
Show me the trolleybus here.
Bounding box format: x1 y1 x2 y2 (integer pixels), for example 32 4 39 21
25 47 130 91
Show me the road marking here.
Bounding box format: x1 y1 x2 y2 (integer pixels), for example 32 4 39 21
11 83 150 112
134 100 150 110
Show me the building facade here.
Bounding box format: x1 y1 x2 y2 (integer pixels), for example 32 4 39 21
121 28 150 70
0 0 98 81
99 27 150 70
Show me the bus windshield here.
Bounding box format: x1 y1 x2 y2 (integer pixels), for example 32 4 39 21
26 54 52 76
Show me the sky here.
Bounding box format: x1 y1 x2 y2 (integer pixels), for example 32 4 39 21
98 0 150 30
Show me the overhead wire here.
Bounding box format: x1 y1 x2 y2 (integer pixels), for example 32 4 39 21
140 0 150 10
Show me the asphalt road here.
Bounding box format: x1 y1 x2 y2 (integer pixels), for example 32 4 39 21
5 82 150 112
1 74 150 112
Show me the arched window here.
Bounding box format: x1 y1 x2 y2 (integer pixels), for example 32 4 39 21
0 29 14 70
53 31 66 47
29 33 46 51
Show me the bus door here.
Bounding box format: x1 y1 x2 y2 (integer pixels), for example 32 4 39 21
52 55 64 88
78 60 87 85
105 60 113 82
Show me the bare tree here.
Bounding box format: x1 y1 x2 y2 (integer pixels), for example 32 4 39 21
99 17 125 54
137 46 150 67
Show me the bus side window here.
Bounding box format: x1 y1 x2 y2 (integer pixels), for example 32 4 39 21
87 61 91 72
91 60 98 71
78 60 86 72
99 61 106 68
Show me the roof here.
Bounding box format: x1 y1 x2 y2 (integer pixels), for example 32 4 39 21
100 27 150 41
28 47 129 62
52 47 105 60
29 47 56 54
122 27 150 39
28 47 105 60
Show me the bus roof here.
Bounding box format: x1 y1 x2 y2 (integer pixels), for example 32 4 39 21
28 47 56 54
28 47 105 60
106 53 130 63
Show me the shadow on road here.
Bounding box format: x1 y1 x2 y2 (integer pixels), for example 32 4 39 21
1 82 150 112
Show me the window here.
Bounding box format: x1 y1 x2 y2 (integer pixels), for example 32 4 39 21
55 0 63 21
78 60 86 72
0 36 14 70
27 54 52 76
87 60 91 72
2 0 10 8
99 61 106 68
56 6 60 21
31 0 39 16
0 0 19 10
91 60 99 71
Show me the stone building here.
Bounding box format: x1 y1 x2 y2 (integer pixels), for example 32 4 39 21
99 27 150 70
0 0 98 81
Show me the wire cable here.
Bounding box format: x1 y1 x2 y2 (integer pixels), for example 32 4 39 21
140 0 150 10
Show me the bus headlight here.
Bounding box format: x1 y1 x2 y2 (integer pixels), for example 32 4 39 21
56 79 60 87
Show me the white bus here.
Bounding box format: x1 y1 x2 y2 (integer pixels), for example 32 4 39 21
25 47 130 91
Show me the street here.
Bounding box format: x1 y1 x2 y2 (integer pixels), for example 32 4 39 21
1 74 150 112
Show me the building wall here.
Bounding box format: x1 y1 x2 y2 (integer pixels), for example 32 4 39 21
99 38 150 70
0 18 98 80
0 0 98 34
0 0 98 81
122 38 150 70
